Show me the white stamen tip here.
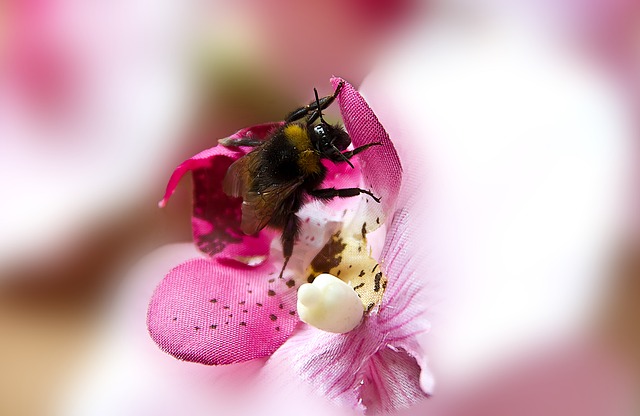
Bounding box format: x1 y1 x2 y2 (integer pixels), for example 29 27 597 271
298 284 321 307
296 273 364 333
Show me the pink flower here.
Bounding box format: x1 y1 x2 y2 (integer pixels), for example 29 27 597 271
147 78 432 411
58 7 636 414
0 0 194 268
268 209 433 413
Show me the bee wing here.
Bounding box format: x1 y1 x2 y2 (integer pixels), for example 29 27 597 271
223 149 263 198
223 147 304 235
240 178 304 235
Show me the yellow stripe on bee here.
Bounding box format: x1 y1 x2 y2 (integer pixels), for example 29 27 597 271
284 124 311 150
298 150 321 174
284 124 320 174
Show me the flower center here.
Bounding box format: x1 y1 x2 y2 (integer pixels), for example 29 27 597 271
305 231 387 313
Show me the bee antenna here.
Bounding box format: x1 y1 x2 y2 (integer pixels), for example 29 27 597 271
331 143 354 169
313 88 327 124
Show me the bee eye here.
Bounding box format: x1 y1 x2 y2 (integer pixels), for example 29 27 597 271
313 124 326 136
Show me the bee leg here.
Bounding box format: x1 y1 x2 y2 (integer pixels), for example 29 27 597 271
218 137 263 147
279 214 300 279
285 105 314 123
284 81 344 123
310 187 381 203
285 97 333 123
306 81 345 124
339 142 383 160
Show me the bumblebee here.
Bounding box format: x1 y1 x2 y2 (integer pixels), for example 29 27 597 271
221 81 380 277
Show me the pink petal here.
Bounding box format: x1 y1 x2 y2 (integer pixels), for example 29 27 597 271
319 157 364 213
271 325 376 411
159 122 283 207
5 0 79 116
159 122 283 258
321 157 360 187
376 207 434 394
348 0 418 28
331 77 402 233
378 209 431 342
147 258 299 365
271 318 428 413
359 345 430 414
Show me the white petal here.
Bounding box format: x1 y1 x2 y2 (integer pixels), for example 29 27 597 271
363 14 634 383
0 0 197 270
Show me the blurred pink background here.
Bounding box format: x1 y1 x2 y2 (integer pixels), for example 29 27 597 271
0 0 638 415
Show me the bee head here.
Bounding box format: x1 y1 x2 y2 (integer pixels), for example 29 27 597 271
312 123 351 154
307 86 354 167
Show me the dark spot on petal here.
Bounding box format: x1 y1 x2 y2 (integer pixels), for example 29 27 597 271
358 246 362 252
269 314 277 321
289 311 296 315
243 309 248 313
210 324 217 329
275 326 280 331
361 222 367 238
228 314 233 318
310 233 346 273
194 326 200 331
286 279 295 288
367 303 374 311
225 321 229 325
359 270 366 277
374 272 383 292
268 290 276 296
210 299 217 303
353 282 365 290
223 306 230 310
172 317 177 321
337 270 341 276
349 265 352 268
239 301 245 305
256 303 263 307
268 278 275 283
371 264 379 273
240 322 247 326
279 304 283 309
248 290 253 294
376 217 380 224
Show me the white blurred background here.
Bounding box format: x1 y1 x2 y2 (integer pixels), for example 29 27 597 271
0 0 638 414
